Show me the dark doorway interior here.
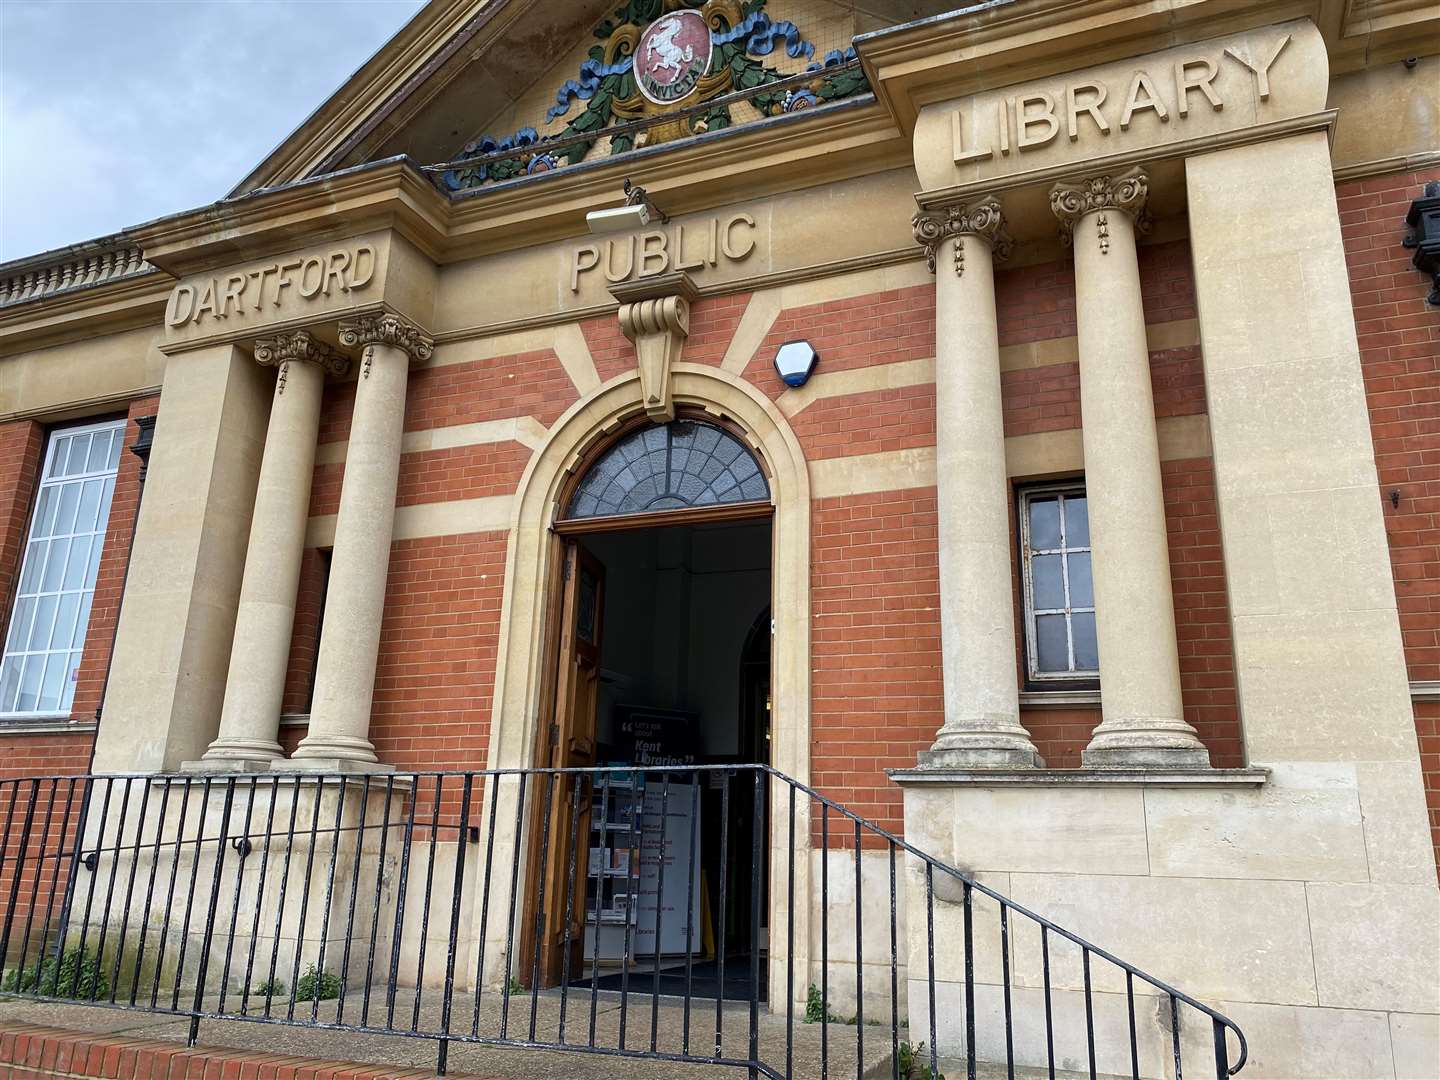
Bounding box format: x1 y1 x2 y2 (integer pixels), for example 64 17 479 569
566 517 772 1001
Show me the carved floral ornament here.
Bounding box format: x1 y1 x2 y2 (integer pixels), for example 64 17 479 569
441 0 869 191
911 196 1013 278
1049 167 1151 254
337 312 436 376
253 330 350 395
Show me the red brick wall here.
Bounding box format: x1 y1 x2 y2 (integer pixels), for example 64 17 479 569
1416 701 1440 876
1001 363 1082 437
1025 708 1102 769
991 236 1207 349
810 487 942 838
310 442 533 518
368 533 508 773
280 548 328 716
742 285 935 399
996 257 1077 346
789 383 935 460
1164 456 1242 768
1342 166 1440 874
687 292 753 366
581 314 634 384
317 347 577 447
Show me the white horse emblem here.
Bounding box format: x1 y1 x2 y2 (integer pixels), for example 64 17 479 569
645 15 695 77
636 10 711 105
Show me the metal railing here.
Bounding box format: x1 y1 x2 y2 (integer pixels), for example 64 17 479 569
0 767 1247 1079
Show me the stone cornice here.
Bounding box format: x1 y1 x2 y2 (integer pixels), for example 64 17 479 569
338 312 434 366
444 97 902 261
1050 167 1151 250
126 95 903 275
911 195 1012 275
253 329 350 378
132 158 452 276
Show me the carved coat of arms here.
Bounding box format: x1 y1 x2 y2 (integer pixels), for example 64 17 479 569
443 0 871 192
635 10 713 105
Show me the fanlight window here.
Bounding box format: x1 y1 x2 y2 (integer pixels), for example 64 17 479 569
565 421 769 520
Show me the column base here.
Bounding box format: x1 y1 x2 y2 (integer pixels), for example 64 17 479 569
1081 745 1211 768
287 731 379 765
183 736 284 774
918 746 1046 768
1083 717 1211 768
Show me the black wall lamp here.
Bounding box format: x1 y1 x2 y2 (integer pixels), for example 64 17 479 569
1403 180 1440 306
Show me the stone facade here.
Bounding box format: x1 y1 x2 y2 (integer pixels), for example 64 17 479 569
0 1 1438 1077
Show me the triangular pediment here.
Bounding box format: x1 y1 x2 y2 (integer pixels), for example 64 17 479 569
233 0 943 198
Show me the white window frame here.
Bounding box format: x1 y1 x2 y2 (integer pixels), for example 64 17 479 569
1019 482 1098 683
0 418 126 720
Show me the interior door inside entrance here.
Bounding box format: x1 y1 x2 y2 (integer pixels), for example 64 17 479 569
532 519 772 1000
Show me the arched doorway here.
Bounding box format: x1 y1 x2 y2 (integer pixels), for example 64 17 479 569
482 362 812 1010
528 413 774 997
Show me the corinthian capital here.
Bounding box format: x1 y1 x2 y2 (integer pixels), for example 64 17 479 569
911 195 1011 277
1049 167 1151 252
253 330 350 377
338 312 435 366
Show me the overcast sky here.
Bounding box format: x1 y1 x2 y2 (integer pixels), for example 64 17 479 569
0 0 423 262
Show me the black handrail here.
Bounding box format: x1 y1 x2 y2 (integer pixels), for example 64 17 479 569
0 767 1247 1079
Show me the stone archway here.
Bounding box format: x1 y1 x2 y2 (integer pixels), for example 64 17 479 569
486 362 810 783
476 361 813 1003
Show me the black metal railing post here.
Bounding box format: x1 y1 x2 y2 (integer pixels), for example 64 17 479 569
437 773 474 1076
187 778 236 1046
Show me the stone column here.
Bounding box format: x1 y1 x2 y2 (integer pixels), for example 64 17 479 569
286 313 433 769
912 197 1042 768
1049 168 1208 767
92 343 271 773
192 331 349 770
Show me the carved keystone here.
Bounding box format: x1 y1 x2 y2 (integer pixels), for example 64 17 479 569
611 271 699 421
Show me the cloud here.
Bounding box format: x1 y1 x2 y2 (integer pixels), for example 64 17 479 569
0 0 422 261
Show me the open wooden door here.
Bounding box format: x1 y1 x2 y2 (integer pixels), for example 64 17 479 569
536 540 604 986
